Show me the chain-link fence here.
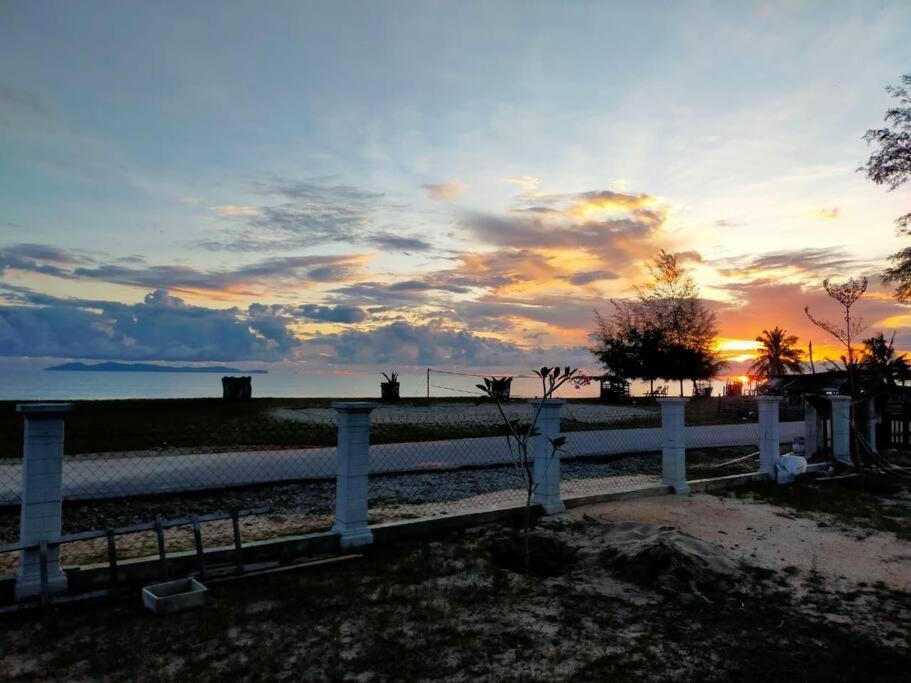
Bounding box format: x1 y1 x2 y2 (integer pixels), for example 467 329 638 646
2 397 810 578
684 398 805 478
0 400 340 568
0 413 20 576
365 407 531 523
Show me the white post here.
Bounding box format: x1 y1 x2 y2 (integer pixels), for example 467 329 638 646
658 397 688 494
866 397 878 455
530 399 565 515
829 395 852 465
15 403 73 600
804 401 818 459
757 396 782 477
331 402 376 549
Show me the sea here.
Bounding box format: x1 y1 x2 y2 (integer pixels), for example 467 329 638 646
0 364 608 401
0 362 737 402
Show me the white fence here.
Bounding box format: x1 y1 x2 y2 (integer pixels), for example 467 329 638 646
0 420 805 504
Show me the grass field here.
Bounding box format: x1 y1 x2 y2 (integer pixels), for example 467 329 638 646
0 396 761 456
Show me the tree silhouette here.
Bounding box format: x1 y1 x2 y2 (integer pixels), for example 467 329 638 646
804 277 868 373
860 74 911 299
860 332 911 387
749 327 804 379
592 250 724 396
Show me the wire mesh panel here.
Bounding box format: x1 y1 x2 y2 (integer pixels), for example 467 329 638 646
683 396 806 479
0 410 21 576
560 427 663 496
51 399 338 564
366 405 538 522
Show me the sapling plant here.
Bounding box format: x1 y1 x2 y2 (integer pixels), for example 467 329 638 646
477 366 578 572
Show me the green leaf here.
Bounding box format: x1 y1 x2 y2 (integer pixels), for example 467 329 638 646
549 436 567 448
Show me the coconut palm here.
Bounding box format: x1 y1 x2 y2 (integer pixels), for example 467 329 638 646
749 327 805 379
860 332 911 386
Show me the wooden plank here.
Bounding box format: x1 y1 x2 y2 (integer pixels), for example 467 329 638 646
231 509 244 573
154 517 167 579
191 515 205 580
106 529 118 583
0 507 272 554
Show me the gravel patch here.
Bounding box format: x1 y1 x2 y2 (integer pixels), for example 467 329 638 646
271 402 657 426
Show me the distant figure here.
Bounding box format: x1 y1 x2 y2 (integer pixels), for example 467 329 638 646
222 376 252 400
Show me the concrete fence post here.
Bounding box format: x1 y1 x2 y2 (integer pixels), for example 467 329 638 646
15 402 73 600
829 395 852 465
804 401 818 459
757 396 782 477
658 397 688 494
866 397 878 455
530 399 565 515
331 402 377 549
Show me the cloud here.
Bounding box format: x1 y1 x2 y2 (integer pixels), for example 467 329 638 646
200 177 405 252
294 304 368 324
0 242 369 295
712 247 860 279
72 254 367 294
255 178 384 204
305 320 537 367
807 207 841 220
210 205 259 216
564 270 620 285
566 190 657 217
366 232 434 252
501 176 541 190
199 178 384 252
422 180 467 201
710 278 911 356
0 289 301 361
462 207 664 259
0 243 86 278
0 83 52 123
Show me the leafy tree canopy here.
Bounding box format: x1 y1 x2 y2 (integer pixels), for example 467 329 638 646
592 250 725 395
861 74 911 299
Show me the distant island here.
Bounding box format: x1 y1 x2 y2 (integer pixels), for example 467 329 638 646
46 362 268 374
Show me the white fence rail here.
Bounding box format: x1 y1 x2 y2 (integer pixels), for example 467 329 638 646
0 420 805 504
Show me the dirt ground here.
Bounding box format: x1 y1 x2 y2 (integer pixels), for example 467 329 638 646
1 482 909 681
574 492 911 590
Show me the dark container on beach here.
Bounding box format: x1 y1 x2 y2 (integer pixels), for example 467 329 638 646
222 376 252 400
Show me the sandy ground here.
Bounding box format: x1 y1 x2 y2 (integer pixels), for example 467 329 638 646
271 401 657 425
570 492 911 590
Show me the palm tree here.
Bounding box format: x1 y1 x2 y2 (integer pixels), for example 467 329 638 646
749 327 805 379
860 332 911 386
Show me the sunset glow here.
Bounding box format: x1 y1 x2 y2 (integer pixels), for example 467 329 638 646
0 2 909 377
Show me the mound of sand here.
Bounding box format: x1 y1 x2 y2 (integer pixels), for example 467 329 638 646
598 521 740 601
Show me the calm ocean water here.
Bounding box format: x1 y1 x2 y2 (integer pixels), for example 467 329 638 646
0 366 610 401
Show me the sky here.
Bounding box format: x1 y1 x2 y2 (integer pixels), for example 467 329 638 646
1 0 910 378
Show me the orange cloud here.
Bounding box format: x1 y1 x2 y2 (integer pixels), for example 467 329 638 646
210 204 259 216
422 180 467 201
806 207 841 220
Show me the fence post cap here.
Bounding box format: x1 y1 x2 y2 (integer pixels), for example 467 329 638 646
656 397 688 404
527 398 566 406
331 401 378 413
827 394 852 402
16 402 74 416
756 395 783 403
